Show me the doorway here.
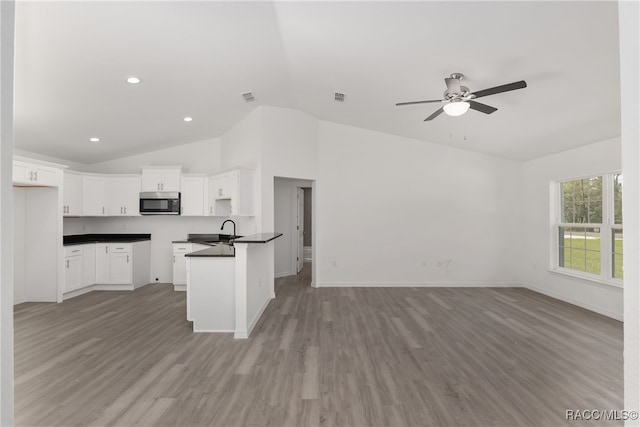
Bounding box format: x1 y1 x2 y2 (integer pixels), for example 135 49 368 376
274 177 314 284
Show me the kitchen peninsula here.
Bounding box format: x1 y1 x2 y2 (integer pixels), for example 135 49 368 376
186 232 283 338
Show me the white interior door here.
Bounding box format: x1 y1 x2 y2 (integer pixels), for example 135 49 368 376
297 188 304 274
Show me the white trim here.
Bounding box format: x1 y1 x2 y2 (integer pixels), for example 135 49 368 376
275 271 293 279
548 268 623 289
270 292 276 299
173 284 186 291
525 283 623 321
315 281 520 288
234 330 248 339
62 285 95 300
246 295 271 337
193 328 234 333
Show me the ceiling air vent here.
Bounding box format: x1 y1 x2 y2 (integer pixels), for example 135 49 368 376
242 92 255 102
334 92 346 102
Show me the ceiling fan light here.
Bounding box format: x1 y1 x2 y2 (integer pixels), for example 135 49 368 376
443 101 470 117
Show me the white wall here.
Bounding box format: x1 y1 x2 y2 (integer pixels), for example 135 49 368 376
221 109 261 170
1 2 15 422
15 137 222 174
520 137 623 320
261 107 318 233
65 215 228 284
619 0 640 417
13 188 25 304
274 177 313 278
88 137 221 174
315 121 522 287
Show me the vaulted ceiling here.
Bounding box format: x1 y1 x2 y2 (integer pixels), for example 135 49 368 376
14 1 620 164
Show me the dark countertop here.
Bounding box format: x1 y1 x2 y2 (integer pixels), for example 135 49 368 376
64 234 151 246
233 233 283 244
172 233 241 245
185 244 235 257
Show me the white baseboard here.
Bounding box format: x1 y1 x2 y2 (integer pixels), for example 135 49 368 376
275 271 293 279
193 328 234 333
235 295 272 339
524 284 623 321
173 284 186 291
94 284 135 291
62 285 95 300
315 281 521 288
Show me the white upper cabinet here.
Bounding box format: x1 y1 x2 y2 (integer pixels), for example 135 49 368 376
141 167 181 192
209 169 254 216
213 173 234 200
206 176 217 216
63 172 82 216
13 158 63 187
180 175 207 216
82 175 106 216
106 176 141 216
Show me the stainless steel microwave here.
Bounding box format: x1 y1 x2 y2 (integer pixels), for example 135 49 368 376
139 192 181 215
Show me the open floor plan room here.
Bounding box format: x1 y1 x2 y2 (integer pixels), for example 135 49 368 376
15 267 622 427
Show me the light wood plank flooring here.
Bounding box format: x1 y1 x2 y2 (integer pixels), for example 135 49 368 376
15 266 623 426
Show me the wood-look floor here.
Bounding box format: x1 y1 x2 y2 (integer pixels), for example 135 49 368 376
15 266 623 427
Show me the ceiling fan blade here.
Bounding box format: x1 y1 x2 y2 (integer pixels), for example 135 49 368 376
396 99 442 106
424 107 444 121
471 80 527 99
445 77 461 93
468 100 498 114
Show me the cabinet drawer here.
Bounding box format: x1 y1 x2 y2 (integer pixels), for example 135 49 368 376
110 244 131 253
173 244 192 254
64 246 83 257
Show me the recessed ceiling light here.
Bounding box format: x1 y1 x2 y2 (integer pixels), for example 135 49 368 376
126 76 141 84
183 117 193 122
89 137 100 143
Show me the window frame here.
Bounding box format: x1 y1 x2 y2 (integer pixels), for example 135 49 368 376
551 171 623 287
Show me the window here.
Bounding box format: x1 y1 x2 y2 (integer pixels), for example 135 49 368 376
555 173 622 284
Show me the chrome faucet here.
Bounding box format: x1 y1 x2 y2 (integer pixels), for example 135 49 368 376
221 219 236 239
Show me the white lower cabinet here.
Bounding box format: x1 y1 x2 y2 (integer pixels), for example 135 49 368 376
109 245 132 285
173 243 208 290
82 244 96 286
95 243 110 284
63 241 151 299
64 246 83 293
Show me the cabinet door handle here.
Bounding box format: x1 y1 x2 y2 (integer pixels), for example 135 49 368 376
29 171 33 181
34 171 38 181
126 255 129 263
124 206 127 214
66 260 69 268
105 246 108 254
72 249 80 253
102 206 105 214
120 207 123 214
115 247 124 250
173 255 175 263
209 206 213 214
218 188 222 196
